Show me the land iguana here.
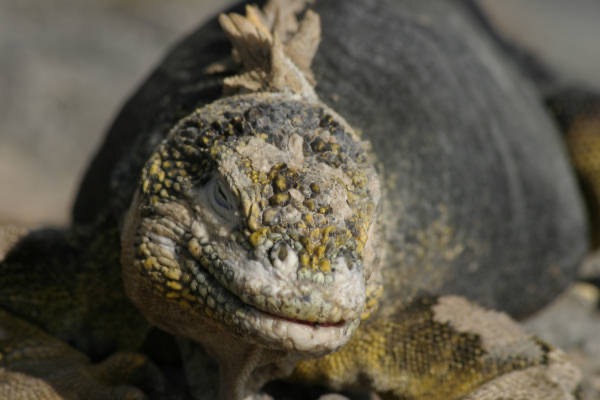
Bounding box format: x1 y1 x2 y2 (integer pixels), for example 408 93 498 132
1 0 599 399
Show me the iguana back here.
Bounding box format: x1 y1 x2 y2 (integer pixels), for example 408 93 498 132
74 0 587 317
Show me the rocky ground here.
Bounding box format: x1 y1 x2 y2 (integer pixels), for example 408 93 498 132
1 0 599 399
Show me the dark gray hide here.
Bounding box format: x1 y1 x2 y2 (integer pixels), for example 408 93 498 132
73 0 587 318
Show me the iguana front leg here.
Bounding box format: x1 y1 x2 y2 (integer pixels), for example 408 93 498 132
292 296 580 400
0 308 165 400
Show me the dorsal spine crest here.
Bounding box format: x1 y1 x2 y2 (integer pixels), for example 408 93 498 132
218 0 320 100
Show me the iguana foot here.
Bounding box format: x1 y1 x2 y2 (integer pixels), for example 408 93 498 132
0 308 165 399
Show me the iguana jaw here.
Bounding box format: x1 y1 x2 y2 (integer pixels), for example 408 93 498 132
121 190 362 355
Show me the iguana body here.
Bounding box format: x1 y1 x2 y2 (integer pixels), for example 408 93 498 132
0 0 596 399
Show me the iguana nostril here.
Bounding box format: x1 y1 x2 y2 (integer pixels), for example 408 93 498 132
269 244 296 270
270 244 288 263
277 245 288 261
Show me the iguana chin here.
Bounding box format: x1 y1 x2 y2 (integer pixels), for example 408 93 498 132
118 2 581 399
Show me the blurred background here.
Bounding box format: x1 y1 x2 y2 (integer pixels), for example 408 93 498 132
0 0 599 226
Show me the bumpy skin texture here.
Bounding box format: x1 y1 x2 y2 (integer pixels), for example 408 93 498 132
123 93 380 345
292 296 580 400
0 229 162 399
119 1 585 399
0 0 593 399
0 221 148 360
0 220 173 400
0 308 166 400
75 0 587 318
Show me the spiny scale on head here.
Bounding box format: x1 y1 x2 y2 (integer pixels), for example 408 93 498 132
138 95 377 278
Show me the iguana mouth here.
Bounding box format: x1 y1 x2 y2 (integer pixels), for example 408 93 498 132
274 314 347 328
184 234 366 326
180 251 359 353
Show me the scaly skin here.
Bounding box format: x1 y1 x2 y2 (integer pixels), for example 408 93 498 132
0 307 163 400
0 217 166 398
292 296 580 400
119 5 385 397
0 218 148 359
0 0 596 399
121 88 383 399
119 2 582 399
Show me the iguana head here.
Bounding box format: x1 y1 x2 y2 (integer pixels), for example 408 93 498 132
121 1 382 356
122 92 381 354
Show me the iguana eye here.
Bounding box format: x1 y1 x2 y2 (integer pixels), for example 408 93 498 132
210 178 237 218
